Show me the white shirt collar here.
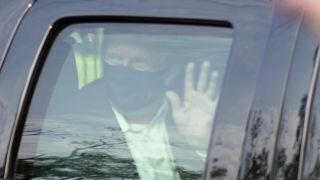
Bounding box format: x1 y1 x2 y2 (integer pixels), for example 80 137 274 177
112 101 168 132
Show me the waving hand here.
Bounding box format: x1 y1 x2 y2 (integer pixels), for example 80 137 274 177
166 61 218 147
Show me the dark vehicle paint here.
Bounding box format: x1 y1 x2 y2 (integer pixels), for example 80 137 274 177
0 0 33 69
0 0 318 179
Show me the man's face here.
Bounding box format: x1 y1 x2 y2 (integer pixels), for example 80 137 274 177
103 40 169 111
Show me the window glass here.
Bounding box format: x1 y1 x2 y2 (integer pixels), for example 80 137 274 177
15 23 233 179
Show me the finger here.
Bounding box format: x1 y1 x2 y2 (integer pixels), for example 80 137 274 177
207 71 219 99
185 62 195 94
166 91 181 113
197 61 210 93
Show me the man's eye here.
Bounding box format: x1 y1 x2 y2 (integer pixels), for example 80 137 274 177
105 55 122 65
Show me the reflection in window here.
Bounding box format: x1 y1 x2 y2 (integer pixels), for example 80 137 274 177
15 23 233 179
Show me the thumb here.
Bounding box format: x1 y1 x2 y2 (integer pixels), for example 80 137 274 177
166 91 181 113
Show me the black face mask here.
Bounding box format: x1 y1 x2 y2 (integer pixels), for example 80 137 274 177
104 63 166 111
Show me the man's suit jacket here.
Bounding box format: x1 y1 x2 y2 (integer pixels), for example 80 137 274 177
56 78 205 179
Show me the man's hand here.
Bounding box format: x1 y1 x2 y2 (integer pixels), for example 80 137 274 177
166 61 218 148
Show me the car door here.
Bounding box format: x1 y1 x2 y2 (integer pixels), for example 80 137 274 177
0 0 315 179
294 27 320 180
238 20 319 180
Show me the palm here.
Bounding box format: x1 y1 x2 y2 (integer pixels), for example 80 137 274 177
166 61 218 147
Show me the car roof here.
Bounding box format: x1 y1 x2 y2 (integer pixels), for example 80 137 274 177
0 0 33 68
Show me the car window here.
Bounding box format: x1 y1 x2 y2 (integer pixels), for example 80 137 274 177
15 23 233 179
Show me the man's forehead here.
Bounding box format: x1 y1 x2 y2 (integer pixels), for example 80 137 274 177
104 34 167 47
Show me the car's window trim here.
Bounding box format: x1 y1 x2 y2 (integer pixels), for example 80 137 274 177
4 16 233 179
297 46 320 180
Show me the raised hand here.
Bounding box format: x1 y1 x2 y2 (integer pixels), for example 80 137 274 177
166 61 218 148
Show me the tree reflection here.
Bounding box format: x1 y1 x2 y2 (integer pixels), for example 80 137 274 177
16 138 202 179
16 153 139 179
210 166 227 178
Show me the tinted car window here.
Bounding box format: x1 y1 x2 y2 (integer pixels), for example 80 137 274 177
15 23 233 179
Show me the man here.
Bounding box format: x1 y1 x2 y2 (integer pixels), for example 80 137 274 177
69 34 219 179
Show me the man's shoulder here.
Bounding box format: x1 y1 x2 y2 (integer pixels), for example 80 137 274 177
79 78 106 96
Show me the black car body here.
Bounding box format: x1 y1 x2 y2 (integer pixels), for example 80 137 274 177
0 0 319 179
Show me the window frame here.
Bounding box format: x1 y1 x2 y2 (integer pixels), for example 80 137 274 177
297 47 320 180
0 0 295 179
4 17 233 179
